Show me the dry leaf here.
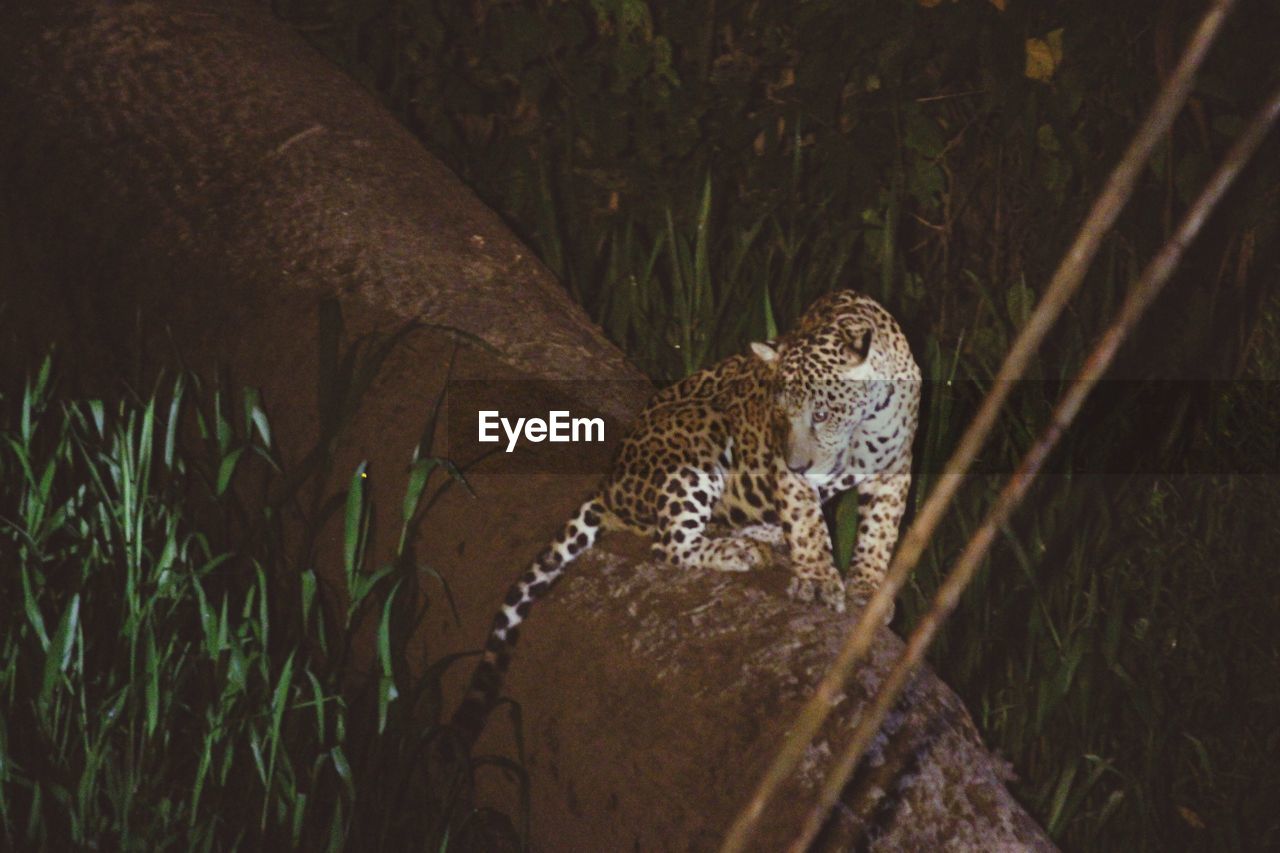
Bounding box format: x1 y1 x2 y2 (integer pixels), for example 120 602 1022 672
1025 28 1065 83
1178 805 1207 830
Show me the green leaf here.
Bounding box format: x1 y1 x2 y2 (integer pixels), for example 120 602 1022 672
904 109 944 158
350 565 395 611
216 447 245 496
267 652 296 785
191 733 214 823
145 629 160 737
330 747 354 802
227 639 248 695
164 374 184 469
1046 759 1079 835
401 457 439 529
139 397 156 474
762 287 778 341
1006 277 1035 329
301 569 317 630
305 670 327 740
214 391 232 455
256 563 270 648
245 387 273 449
376 581 403 734
833 490 859 571
328 798 346 851
343 462 369 585
907 160 945 206
86 398 105 436
38 593 80 714
19 363 45 447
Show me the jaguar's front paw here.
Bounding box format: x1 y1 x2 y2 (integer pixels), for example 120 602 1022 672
846 574 895 624
788 567 846 613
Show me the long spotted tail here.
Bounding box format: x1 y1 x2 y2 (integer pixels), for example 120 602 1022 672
450 496 606 745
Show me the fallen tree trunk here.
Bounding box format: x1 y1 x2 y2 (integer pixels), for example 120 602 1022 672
0 1 1054 849
507 545 1055 850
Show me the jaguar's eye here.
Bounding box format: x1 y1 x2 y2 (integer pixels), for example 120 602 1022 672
812 407 830 424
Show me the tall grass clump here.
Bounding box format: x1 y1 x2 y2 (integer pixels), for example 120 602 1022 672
0 355 520 849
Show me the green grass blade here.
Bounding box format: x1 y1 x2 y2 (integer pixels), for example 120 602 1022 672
38 594 80 716
343 463 369 588
215 448 245 497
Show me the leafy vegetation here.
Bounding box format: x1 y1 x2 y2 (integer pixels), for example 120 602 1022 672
0 351 521 849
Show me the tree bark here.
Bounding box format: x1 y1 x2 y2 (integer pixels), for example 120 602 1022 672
0 1 1054 849
511 548 1055 850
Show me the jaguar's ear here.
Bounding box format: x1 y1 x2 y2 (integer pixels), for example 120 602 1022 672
750 341 779 364
842 325 873 360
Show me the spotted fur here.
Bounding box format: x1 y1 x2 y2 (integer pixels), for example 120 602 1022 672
451 290 921 743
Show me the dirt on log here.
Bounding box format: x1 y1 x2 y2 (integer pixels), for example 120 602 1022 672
0 1 1054 849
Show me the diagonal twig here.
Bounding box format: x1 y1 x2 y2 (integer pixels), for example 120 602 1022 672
790 78 1280 852
719 2 1239 848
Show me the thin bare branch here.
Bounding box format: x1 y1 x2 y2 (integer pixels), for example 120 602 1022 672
719 2 1238 849
790 80 1280 852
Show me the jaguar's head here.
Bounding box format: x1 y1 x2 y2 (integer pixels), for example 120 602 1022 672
752 318 877 478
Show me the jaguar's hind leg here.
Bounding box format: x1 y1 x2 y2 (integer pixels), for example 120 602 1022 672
651 466 769 573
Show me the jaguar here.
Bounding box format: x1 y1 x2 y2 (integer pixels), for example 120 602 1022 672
452 290 921 742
